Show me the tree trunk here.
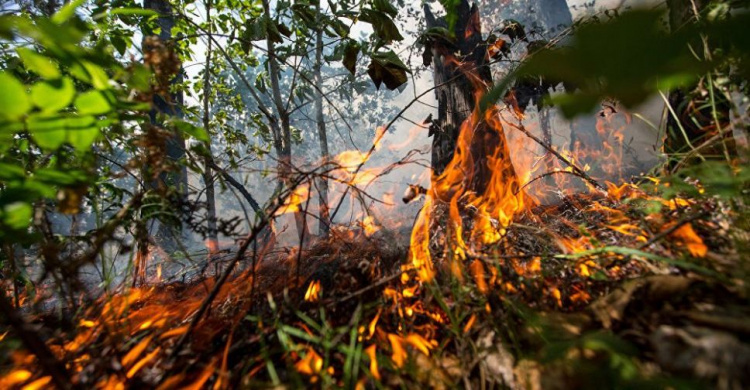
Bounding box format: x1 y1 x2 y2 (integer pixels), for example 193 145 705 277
314 8 330 236
202 0 218 254
144 0 189 254
262 0 311 244
425 0 518 195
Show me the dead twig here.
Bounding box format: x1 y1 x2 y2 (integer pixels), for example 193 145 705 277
504 120 605 191
325 271 403 307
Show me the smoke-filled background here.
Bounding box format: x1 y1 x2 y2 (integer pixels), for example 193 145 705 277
55 0 667 290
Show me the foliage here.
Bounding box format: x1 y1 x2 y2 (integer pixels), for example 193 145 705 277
0 6 150 242
481 9 750 117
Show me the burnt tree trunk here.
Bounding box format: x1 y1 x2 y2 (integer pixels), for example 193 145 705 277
425 0 519 194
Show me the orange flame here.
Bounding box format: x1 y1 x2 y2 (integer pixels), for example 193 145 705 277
304 280 321 302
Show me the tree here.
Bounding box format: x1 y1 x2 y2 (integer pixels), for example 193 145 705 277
424 0 519 192
143 0 190 254
201 0 219 253
313 3 330 236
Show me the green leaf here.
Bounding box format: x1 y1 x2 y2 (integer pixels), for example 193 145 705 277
479 10 750 118
109 8 158 17
439 0 461 33
75 91 111 115
2 202 32 230
52 0 86 24
111 35 127 56
17 48 60 79
0 163 26 181
31 78 76 114
0 72 31 120
65 115 99 149
35 168 89 186
373 0 398 17
360 9 403 44
125 63 152 92
67 126 99 149
27 115 66 149
171 119 209 142
70 61 110 90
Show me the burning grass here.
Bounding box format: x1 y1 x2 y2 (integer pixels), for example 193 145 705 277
2 178 746 388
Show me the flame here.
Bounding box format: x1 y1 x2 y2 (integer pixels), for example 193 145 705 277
670 223 708 257
126 347 160 378
469 260 488 294
1 370 32 387
335 150 369 172
275 184 310 216
21 376 51 390
205 238 219 255
387 334 407 368
295 347 323 376
365 345 381 380
374 126 387 151
304 280 321 302
407 60 527 283
122 336 153 368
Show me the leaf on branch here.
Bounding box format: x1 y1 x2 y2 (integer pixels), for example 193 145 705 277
482 10 750 117
367 50 409 90
171 119 210 142
342 40 360 76
360 9 403 45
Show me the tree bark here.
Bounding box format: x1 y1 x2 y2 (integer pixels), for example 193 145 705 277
262 0 310 243
425 0 518 194
144 0 189 253
202 0 218 253
314 7 330 236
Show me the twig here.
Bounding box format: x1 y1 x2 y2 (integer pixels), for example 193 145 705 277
504 120 605 191
328 72 468 223
515 170 597 195
205 157 262 213
325 272 403 307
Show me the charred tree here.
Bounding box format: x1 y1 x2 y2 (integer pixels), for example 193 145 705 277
424 0 519 194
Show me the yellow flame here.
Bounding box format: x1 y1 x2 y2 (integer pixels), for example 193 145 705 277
295 347 323 376
304 280 321 302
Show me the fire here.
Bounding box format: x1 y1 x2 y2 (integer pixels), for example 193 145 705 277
387 334 407 368
294 347 323 376
361 215 380 237
275 184 310 216
304 280 321 302
334 150 369 172
0 370 31 387
408 66 528 282
365 345 381 380
670 223 708 257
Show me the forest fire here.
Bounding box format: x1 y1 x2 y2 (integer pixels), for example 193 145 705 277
1 0 748 388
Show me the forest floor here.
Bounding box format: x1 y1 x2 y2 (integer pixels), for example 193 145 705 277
1 186 749 389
